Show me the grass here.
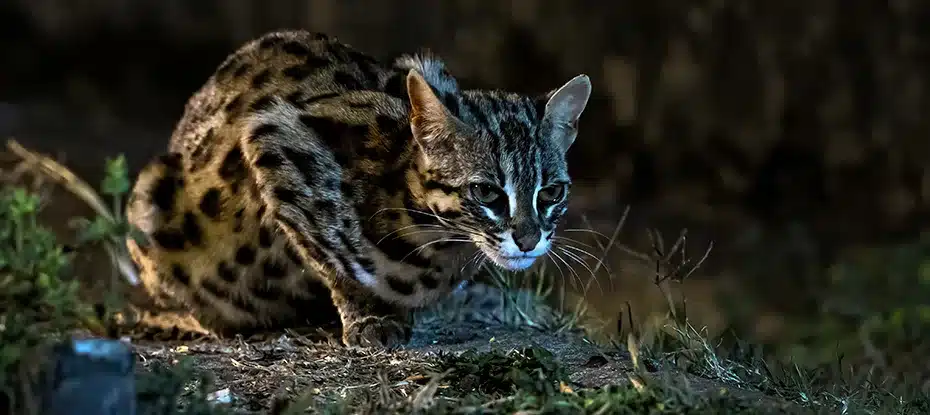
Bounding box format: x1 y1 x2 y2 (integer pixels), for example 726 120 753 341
2 138 929 414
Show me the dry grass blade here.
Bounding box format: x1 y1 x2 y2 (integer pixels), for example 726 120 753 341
410 369 451 410
5 138 140 286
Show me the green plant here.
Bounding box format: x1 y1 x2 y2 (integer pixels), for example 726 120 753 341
0 186 94 410
66 155 146 320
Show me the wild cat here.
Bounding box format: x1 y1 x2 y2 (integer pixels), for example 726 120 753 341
123 30 591 347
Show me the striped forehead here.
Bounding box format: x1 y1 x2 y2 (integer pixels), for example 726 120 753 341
453 91 557 205
492 108 545 212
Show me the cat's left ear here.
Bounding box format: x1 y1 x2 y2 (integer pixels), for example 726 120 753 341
540 74 591 151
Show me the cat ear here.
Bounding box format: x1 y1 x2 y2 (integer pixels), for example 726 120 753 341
541 74 591 151
406 69 458 147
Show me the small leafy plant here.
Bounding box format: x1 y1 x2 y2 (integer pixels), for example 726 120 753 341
0 186 94 410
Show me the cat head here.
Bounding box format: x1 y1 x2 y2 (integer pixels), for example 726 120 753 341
403 58 591 271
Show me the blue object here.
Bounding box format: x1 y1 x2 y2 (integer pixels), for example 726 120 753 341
41 338 136 415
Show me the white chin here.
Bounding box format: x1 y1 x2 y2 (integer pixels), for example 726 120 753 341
486 252 539 271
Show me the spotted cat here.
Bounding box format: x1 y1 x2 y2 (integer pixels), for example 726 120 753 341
124 30 591 347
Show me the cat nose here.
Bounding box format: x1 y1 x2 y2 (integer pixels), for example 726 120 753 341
513 228 541 252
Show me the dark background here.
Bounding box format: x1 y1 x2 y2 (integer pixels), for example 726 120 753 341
2 0 929 349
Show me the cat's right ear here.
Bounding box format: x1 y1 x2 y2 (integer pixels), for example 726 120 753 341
406 69 459 147
540 74 592 151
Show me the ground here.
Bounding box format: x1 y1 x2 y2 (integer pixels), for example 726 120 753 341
130 287 799 414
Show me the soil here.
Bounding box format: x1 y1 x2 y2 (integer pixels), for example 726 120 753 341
128 285 797 414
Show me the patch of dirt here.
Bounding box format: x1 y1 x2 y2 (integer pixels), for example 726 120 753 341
128 285 797 413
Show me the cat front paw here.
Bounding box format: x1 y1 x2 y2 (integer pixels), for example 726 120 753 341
342 315 412 348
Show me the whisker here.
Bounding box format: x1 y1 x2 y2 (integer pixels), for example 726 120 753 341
367 207 437 221
548 248 583 292
460 250 485 275
376 223 446 244
400 238 472 263
591 208 628 277
562 228 613 241
544 252 568 312
368 207 483 233
383 228 477 244
552 236 599 251
554 243 613 277
556 246 604 296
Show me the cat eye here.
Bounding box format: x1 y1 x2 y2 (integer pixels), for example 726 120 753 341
469 183 502 205
538 184 567 204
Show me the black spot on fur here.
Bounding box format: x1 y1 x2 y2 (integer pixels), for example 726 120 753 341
377 238 433 269
440 210 463 220
298 115 345 147
312 200 336 216
332 71 363 90
283 64 313 82
340 182 355 200
277 216 325 258
235 245 257 265
273 187 298 205
423 180 459 196
384 73 407 100
262 259 288 279
224 94 244 114
217 261 237 283
254 151 284 169
181 212 204 246
256 205 267 219
157 153 183 170
347 101 374 110
191 292 212 310
198 278 226 298
419 272 440 289
198 188 222 219
356 256 377 274
152 230 186 251
250 284 283 302
325 178 340 192
375 115 399 135
233 63 251 78
259 226 274 248
285 91 304 107
171 264 191 286
284 244 303 265
432 240 454 249
386 276 416 296
258 36 284 50
218 146 248 185
464 99 490 129
250 96 275 112
250 123 280 142
356 62 381 86
303 91 340 104
443 96 461 116
281 41 310 57
151 175 181 215
281 147 322 184
233 208 245 233
251 69 271 88
306 55 332 68
216 58 238 79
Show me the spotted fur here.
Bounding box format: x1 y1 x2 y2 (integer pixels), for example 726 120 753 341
124 30 591 347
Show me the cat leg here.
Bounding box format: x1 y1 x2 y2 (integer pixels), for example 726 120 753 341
329 275 413 348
